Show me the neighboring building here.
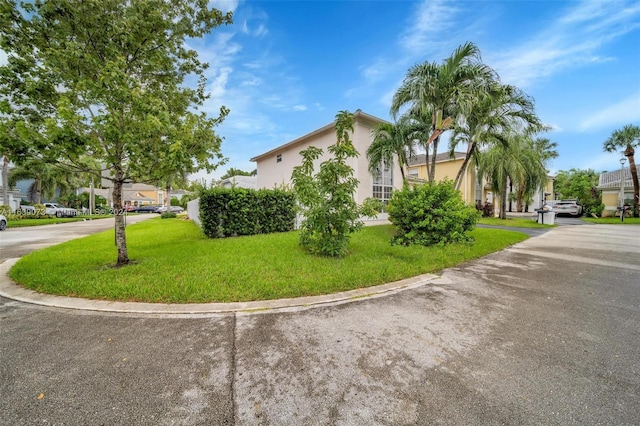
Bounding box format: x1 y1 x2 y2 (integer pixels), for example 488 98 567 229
78 183 166 208
406 152 483 204
406 151 552 213
597 167 636 217
250 110 402 205
219 175 257 190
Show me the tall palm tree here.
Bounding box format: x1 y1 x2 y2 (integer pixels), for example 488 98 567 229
512 137 558 212
478 133 552 219
391 42 495 182
366 119 416 184
449 83 545 190
604 124 640 217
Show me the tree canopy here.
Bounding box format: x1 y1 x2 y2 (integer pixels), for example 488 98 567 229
0 0 233 265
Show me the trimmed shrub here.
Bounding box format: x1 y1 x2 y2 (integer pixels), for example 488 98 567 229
200 188 295 238
160 212 177 219
387 180 480 247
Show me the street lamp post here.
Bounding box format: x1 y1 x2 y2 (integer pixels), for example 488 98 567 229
619 157 626 222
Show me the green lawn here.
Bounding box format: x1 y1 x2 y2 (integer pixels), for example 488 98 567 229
10 219 528 303
582 217 640 224
6 214 114 228
478 217 555 228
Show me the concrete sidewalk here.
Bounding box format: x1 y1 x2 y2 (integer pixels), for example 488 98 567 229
1 224 639 424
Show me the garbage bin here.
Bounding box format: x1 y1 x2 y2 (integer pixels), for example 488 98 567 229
535 209 555 225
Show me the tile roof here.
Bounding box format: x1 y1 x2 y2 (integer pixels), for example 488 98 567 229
598 168 637 189
407 151 466 166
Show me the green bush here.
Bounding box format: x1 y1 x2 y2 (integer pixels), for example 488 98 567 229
0 205 11 215
387 180 480 247
160 211 177 219
170 197 181 206
291 111 378 257
200 188 295 238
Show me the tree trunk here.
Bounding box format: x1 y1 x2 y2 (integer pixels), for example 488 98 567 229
500 175 508 219
165 182 171 207
112 174 129 266
2 156 9 207
454 142 475 191
516 185 524 212
624 145 639 217
429 136 440 183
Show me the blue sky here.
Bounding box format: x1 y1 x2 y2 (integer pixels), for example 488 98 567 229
192 0 640 182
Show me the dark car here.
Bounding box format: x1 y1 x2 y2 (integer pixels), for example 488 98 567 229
132 205 160 213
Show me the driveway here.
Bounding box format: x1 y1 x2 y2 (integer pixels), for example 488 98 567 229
1 223 639 424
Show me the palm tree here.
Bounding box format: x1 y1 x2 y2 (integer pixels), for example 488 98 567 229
366 119 416 184
478 134 553 219
449 83 545 190
8 159 78 204
604 124 640 217
391 42 495 182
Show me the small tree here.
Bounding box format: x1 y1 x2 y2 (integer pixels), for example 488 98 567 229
292 111 377 257
387 180 479 247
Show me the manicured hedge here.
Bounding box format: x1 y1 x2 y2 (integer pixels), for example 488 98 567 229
200 188 296 238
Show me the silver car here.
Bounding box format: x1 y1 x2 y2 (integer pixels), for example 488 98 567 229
552 200 583 217
0 214 6 231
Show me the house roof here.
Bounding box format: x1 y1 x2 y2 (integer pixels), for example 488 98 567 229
597 168 636 189
250 110 390 162
407 151 467 166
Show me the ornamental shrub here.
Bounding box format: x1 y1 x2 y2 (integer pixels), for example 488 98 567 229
291 111 379 257
0 205 11 215
200 188 295 238
160 211 177 219
387 180 480 247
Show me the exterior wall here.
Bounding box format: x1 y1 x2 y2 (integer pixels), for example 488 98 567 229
407 158 478 205
254 112 402 205
601 188 633 217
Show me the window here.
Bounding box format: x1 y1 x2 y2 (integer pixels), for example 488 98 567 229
372 161 394 205
276 154 282 163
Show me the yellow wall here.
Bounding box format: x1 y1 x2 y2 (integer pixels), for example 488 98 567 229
601 191 619 217
407 158 479 204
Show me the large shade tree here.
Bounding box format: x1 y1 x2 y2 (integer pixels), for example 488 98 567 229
604 124 640 217
1 0 232 265
390 42 495 182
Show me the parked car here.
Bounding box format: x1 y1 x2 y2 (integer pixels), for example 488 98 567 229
44 202 78 218
551 200 583 217
0 214 6 231
157 206 184 214
132 205 160 213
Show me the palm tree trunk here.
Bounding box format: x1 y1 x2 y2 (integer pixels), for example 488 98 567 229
454 142 475 190
624 145 639 217
429 137 440 183
500 175 508 219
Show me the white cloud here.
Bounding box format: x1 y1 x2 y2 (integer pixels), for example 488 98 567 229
578 93 640 131
291 105 307 111
399 0 460 55
490 0 640 88
208 0 239 14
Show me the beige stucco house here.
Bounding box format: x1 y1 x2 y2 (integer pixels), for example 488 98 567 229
598 167 637 217
250 110 402 205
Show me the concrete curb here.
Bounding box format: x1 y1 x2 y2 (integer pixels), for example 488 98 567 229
0 258 438 315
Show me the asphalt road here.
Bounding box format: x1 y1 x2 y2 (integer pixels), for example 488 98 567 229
1 220 639 424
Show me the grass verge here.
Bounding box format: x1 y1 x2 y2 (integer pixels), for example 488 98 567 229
9 219 528 303
582 217 640 224
478 217 554 228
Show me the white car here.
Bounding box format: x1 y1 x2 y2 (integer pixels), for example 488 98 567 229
551 200 583 217
0 214 6 231
44 203 78 218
